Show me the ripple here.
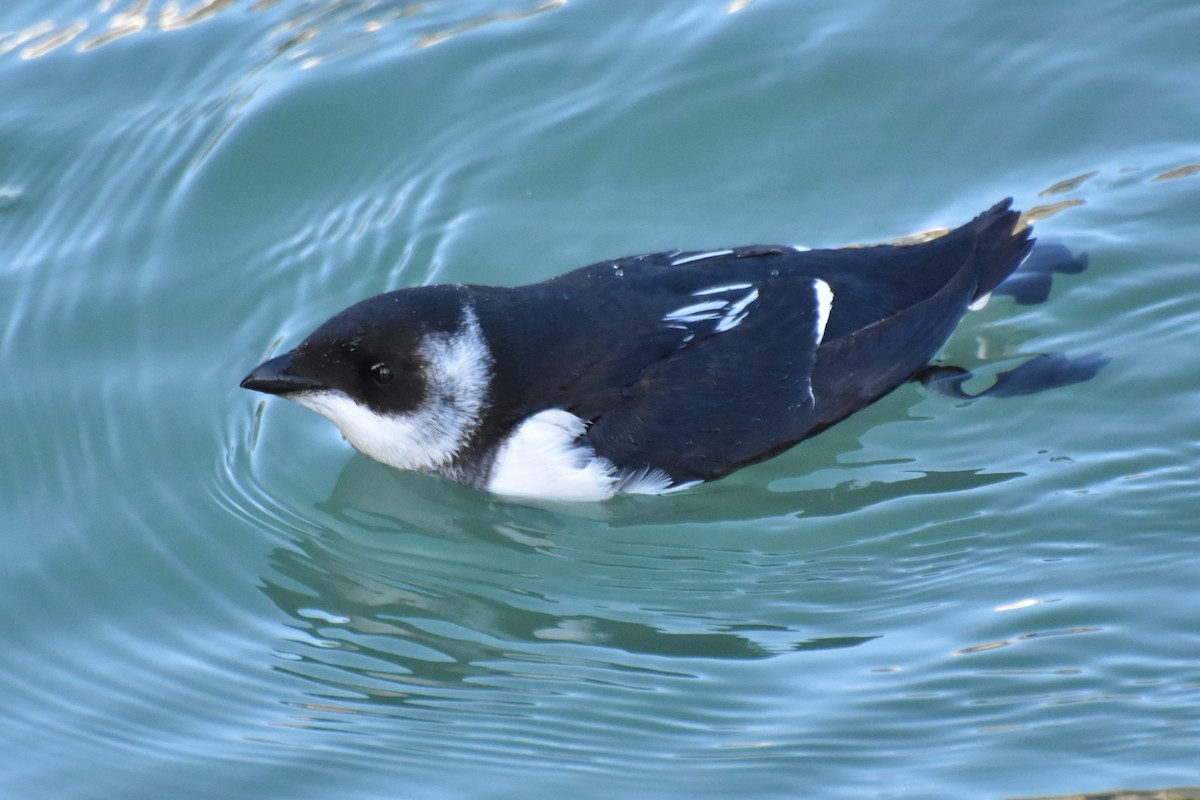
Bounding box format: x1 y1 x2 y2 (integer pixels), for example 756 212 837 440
199 387 1061 776
1014 790 1200 800
209 407 992 767
6 0 1200 795
2 0 569 65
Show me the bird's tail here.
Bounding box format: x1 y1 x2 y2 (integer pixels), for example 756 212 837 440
966 198 1035 303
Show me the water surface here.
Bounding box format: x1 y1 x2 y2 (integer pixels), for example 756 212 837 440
2 1 1199 798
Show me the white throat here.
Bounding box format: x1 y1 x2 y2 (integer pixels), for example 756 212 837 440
294 306 492 473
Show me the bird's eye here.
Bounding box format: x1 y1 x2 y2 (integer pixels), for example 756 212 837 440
370 362 394 385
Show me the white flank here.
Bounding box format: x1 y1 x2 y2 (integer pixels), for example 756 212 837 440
294 306 492 472
670 249 734 266
487 410 620 501
813 278 834 345
614 465 675 495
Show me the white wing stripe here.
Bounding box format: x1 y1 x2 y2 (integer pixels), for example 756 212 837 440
813 278 834 345
664 287 760 333
692 282 753 296
670 249 734 266
664 299 727 322
714 288 759 332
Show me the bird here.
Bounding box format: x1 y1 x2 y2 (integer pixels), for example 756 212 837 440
241 198 1095 502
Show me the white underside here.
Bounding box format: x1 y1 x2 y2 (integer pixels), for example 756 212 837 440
486 409 674 502
968 291 992 311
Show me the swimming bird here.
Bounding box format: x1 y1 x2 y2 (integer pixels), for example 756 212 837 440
241 198 1098 501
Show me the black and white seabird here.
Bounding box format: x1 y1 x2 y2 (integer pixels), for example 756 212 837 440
241 198 1101 502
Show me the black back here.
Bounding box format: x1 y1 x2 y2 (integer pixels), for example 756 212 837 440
466 199 1031 484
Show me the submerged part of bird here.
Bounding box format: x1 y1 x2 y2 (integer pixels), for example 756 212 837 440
241 198 1105 502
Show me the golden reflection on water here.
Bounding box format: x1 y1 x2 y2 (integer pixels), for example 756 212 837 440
413 0 565 49
1015 788 1200 800
873 160 1200 246
1 0 568 62
1020 198 1086 227
1038 170 1099 197
953 626 1101 657
1153 163 1200 182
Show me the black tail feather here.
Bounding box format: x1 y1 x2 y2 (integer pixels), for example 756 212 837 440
967 198 1037 303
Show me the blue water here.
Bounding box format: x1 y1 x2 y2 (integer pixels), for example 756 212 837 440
2 2 1199 798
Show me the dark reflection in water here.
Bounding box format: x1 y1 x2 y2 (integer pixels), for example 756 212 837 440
259 466 956 707
320 451 1020 527
261 515 879 703
255 452 1019 705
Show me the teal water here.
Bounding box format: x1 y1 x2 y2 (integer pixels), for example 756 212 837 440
2 1 1199 798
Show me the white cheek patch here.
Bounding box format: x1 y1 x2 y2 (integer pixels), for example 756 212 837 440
424 307 492 410
663 285 760 334
294 306 492 473
294 390 453 471
813 278 834 345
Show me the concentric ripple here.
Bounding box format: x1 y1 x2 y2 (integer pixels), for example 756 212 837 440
4 1 1200 798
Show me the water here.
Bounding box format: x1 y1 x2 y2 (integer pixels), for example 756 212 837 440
2 1 1199 798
